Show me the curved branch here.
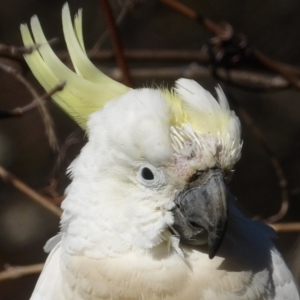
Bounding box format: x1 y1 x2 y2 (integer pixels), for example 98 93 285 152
0 264 44 281
0 165 62 217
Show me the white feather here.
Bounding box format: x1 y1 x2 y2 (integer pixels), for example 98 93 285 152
30 243 63 300
30 84 298 299
22 5 298 299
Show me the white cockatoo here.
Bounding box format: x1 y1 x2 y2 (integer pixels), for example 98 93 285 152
21 4 299 300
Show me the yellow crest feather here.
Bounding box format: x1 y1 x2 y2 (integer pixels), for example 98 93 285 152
163 86 232 138
20 3 130 129
161 89 187 127
21 3 238 147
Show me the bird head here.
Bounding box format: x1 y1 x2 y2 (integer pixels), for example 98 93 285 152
21 4 241 259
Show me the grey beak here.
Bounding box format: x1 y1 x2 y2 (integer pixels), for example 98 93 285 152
172 169 228 259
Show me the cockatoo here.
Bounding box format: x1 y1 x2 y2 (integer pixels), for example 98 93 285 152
21 4 299 300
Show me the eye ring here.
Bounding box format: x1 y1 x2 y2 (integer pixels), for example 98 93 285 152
141 167 154 181
138 164 165 188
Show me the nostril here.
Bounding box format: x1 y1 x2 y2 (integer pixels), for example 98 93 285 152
188 170 205 184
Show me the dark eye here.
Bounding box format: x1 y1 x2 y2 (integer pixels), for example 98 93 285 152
141 167 154 180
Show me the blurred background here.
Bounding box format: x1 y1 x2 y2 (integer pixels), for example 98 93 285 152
1 0 300 299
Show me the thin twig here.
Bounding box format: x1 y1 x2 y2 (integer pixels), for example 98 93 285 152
160 0 233 35
0 60 60 151
42 129 83 201
160 0 300 90
269 222 300 233
214 69 289 91
227 92 289 223
0 165 62 217
90 0 135 54
161 0 292 221
0 264 44 281
161 0 197 20
105 64 211 81
0 39 58 59
0 81 66 119
104 64 290 90
51 129 83 176
100 0 133 86
56 49 296 90
60 49 210 62
254 50 300 89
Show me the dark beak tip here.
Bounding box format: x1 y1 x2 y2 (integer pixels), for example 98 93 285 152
172 168 229 259
209 253 215 260
208 244 218 259
208 226 226 259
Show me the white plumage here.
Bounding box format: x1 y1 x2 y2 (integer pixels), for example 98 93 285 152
21 4 299 300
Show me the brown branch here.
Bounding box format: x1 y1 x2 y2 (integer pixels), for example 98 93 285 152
0 39 58 59
0 60 60 151
0 165 62 217
42 129 83 202
51 129 83 176
228 93 289 223
159 0 294 221
160 0 236 36
100 0 133 87
56 50 295 89
0 81 66 118
59 49 210 62
104 65 290 89
90 0 136 54
254 50 300 89
0 264 44 281
160 0 197 20
58 49 294 89
160 0 300 90
105 64 210 80
269 222 300 233
0 44 40 60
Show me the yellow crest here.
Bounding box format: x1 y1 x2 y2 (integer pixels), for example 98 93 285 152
20 3 130 129
21 3 238 146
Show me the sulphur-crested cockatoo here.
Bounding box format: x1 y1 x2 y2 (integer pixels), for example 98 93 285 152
21 4 299 300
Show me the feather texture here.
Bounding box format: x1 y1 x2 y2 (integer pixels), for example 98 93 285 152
22 4 299 300
20 3 129 128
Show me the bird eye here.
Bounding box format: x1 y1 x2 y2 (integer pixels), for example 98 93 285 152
138 164 165 188
141 167 154 180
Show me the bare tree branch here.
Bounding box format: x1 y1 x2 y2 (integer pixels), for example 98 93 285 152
0 81 66 118
59 49 210 62
0 39 58 59
42 129 83 203
104 64 290 90
160 0 300 90
227 91 289 223
0 264 44 281
269 222 300 233
100 0 133 86
90 0 140 54
0 165 62 217
0 60 60 151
